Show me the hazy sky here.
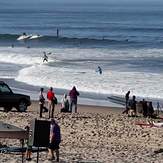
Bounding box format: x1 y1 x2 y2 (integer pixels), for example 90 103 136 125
2 0 163 4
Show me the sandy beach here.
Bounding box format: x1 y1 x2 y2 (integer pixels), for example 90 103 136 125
1 1 163 162
1 101 163 163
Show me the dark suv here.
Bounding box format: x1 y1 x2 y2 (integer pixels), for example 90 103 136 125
0 81 31 112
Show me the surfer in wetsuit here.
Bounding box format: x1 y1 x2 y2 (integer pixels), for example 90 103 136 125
43 52 48 62
96 66 102 74
57 28 59 38
23 32 27 36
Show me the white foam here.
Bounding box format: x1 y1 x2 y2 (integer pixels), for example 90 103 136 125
15 64 163 99
0 47 54 65
1 46 163 100
0 46 163 65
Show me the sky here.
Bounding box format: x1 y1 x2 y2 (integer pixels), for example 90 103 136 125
1 0 163 8
2 0 163 4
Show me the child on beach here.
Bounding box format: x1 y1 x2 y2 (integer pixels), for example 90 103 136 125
61 94 69 112
25 126 32 161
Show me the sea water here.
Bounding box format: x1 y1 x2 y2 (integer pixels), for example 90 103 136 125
0 2 163 106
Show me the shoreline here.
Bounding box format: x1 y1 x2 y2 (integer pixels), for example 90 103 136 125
1 77 163 109
29 100 123 114
0 78 123 108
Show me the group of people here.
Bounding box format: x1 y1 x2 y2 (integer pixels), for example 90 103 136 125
123 90 155 118
122 91 137 117
39 87 55 119
139 99 154 118
52 86 80 114
25 86 80 162
39 86 80 118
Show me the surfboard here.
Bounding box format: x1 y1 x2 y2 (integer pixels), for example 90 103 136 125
107 95 125 106
0 147 47 153
29 34 42 40
17 35 31 41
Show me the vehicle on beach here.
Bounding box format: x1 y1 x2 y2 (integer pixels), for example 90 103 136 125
0 81 31 112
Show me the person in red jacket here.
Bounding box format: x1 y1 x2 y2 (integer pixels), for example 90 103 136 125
69 86 79 113
47 87 55 118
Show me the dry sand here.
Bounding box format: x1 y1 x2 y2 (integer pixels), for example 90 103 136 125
1 101 163 163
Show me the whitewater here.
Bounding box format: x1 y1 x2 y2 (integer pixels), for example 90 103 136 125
0 45 163 103
0 2 163 106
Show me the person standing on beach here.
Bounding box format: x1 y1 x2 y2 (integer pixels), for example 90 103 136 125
142 99 148 117
122 90 130 114
39 87 45 118
69 86 79 113
157 102 160 116
48 119 61 162
125 91 130 107
147 101 154 118
47 87 55 118
129 95 137 116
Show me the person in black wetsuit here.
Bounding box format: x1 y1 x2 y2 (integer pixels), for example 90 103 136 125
97 66 102 74
43 52 48 62
122 91 130 114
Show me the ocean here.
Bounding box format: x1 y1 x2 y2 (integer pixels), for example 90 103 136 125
0 2 163 107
